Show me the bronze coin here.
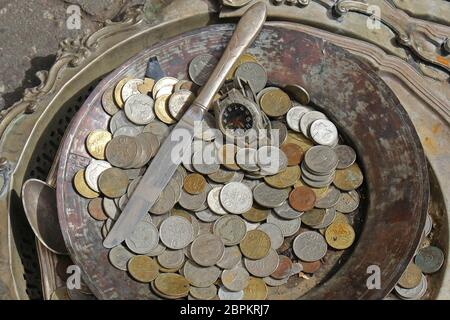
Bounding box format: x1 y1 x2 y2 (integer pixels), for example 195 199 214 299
243 277 268 300
301 208 326 227
333 163 364 191
98 167 129 198
271 255 293 279
242 204 270 223
240 230 271 260
289 186 316 212
105 135 139 169
183 173 207 195
398 262 422 289
154 273 190 297
87 198 108 221
73 169 99 199
301 260 321 273
127 255 159 283
281 143 304 166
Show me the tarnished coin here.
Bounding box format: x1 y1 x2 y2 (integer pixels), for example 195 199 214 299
73 169 99 199
257 146 288 175
102 85 120 116
293 231 328 262
281 143 304 166
98 167 128 198
183 260 221 288
220 182 253 214
157 249 185 269
154 273 190 298
137 77 155 95
208 168 235 183
85 160 111 193
260 88 292 118
105 135 138 168
109 110 136 133
222 266 250 292
325 221 355 250
190 285 217 300
152 77 178 98
108 245 135 271
273 201 303 220
313 207 336 229
213 215 247 246
183 173 206 195
243 277 268 300
301 208 326 227
114 77 132 108
398 262 423 289
304 145 338 174
195 209 220 223
159 216 194 249
189 54 218 86
253 183 290 208
257 223 284 250
335 190 360 213
264 165 301 189
236 147 259 172
315 186 341 209
244 248 279 277
154 94 176 124
395 274 427 300
86 129 112 160
289 186 316 212
168 89 195 120
284 84 311 105
286 105 312 132
125 220 159 254
267 212 301 237
239 230 271 260
300 111 327 138
301 260 321 274
271 255 293 279
124 93 155 125
207 187 227 215
217 246 242 269
334 145 356 169
415 246 444 274
87 198 108 221
310 119 338 146
334 164 364 191
127 255 159 283
235 62 267 93
179 188 208 211
218 286 244 300
242 204 270 223
121 78 144 102
191 233 225 267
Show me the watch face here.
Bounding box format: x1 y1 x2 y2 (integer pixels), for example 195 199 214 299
221 103 254 136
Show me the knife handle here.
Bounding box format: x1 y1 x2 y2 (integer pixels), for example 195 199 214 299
193 2 267 110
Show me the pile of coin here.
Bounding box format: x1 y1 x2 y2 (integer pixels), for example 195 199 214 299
73 52 366 300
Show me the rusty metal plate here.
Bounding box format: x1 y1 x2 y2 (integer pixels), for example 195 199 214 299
56 23 428 300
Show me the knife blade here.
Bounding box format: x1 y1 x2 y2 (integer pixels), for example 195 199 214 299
103 2 267 248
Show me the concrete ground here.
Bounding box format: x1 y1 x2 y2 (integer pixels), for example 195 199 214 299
0 0 145 111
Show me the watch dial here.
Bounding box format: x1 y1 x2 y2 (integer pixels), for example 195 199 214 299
221 103 254 136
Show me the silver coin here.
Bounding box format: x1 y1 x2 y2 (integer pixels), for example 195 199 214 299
267 212 301 237
195 209 221 222
113 125 143 138
149 182 178 215
216 246 242 269
121 78 143 102
300 111 327 138
103 197 120 220
143 121 170 143
127 176 141 198
220 182 253 214
118 194 128 210
244 248 280 277
395 274 427 300
263 276 289 287
334 145 357 169
312 207 336 229
124 94 155 125
108 245 135 271
102 85 119 116
218 286 244 300
244 220 261 232
168 89 195 120
152 77 178 98
192 150 220 175
207 187 228 215
273 201 303 219
301 173 334 188
189 54 218 86
241 178 260 191
235 62 267 93
191 233 225 267
315 186 341 209
183 260 221 288
109 110 137 133
157 249 185 269
159 216 194 249
193 112 218 141
286 105 313 132
151 212 169 228
85 160 111 192
335 190 360 213
213 215 247 246
301 162 335 182
230 171 245 183
208 167 235 183
304 145 338 174
424 214 433 237
310 119 338 146
256 146 288 175
257 223 284 250
124 167 145 180
155 85 174 99
221 266 250 292
236 148 259 172
293 231 328 262
270 121 288 146
125 220 159 254
179 188 208 211
145 241 166 257
253 183 290 208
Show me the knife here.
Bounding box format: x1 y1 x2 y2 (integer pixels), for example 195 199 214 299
104 2 267 248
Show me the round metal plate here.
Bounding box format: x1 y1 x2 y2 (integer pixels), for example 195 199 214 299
56 23 428 299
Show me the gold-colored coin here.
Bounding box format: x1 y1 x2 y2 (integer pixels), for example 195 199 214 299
239 230 271 260
301 208 326 227
218 144 240 171
286 132 314 152
170 208 192 222
260 88 292 118
97 167 129 198
325 221 355 250
242 204 270 223
398 262 422 289
155 94 176 124
243 277 268 300
334 211 349 224
226 53 258 81
86 129 112 160
138 77 155 95
114 76 132 108
264 165 301 189
294 178 329 198
333 163 364 191
154 273 190 298
183 173 207 195
73 169 99 199
127 255 159 283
